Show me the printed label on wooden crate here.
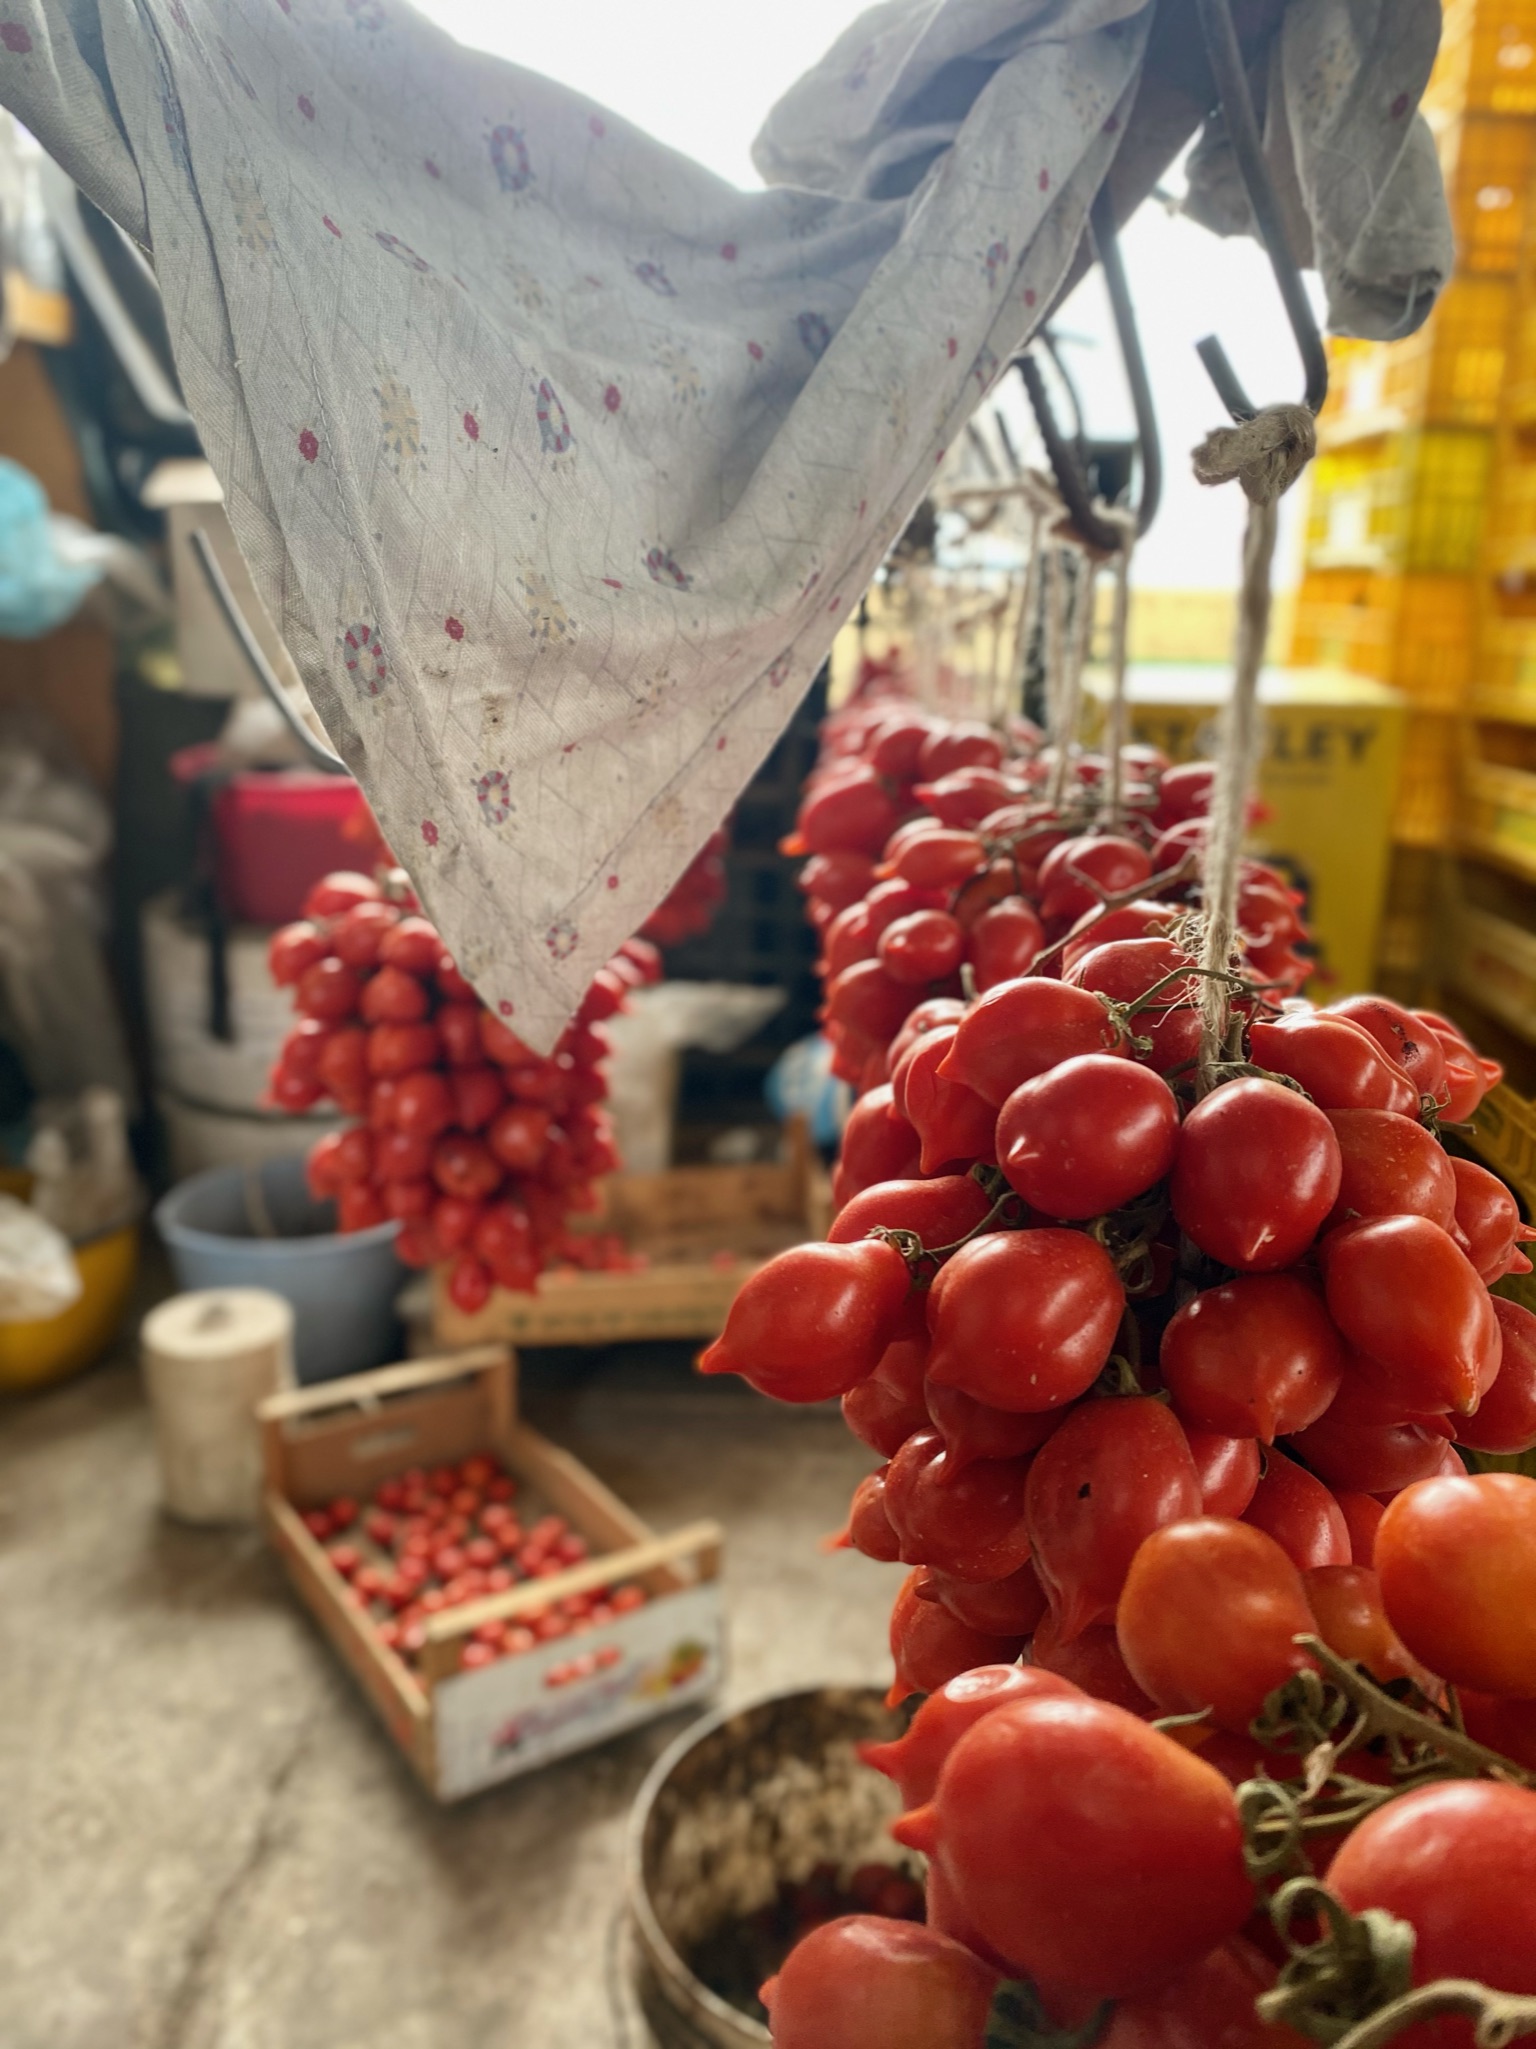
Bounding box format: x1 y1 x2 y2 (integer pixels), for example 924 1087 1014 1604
433 1581 724 1798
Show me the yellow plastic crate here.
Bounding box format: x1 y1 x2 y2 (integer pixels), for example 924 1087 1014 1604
1449 901 1536 1045
1461 753 1536 876
1427 0 1536 119
1434 110 1536 273
1320 277 1515 436
1289 569 1475 708
1304 430 1494 577
1465 1081 1536 1213
1396 710 1465 849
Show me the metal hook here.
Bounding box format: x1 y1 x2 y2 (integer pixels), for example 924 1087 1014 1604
1014 186 1162 552
1192 0 1329 420
189 527 351 775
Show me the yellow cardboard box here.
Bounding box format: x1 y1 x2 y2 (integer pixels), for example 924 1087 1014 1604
1085 664 1406 998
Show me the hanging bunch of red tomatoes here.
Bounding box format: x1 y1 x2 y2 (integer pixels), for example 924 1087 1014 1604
639 825 730 947
266 868 646 1312
707 685 1536 2046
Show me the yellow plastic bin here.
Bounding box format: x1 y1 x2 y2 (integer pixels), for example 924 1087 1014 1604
0 1219 140 1393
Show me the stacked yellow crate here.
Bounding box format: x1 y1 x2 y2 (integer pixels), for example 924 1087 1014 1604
1291 0 1536 985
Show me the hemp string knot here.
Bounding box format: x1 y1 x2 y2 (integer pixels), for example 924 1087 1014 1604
1192 402 1318 507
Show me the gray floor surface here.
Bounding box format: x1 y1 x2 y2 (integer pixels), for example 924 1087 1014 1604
0 1339 892 2049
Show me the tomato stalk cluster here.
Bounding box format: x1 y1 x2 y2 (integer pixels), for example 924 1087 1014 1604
721 675 1536 2047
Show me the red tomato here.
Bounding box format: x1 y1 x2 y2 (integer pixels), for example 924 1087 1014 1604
377 915 445 975
1037 833 1152 925
1323 1108 1459 1232
436 1002 484 1067
1025 1397 1202 1640
1458 1296 1536 1455
1069 936 1201 1077
918 723 1003 778
887 998 967 1076
1376 1473 1536 1696
798 849 878 912
295 955 363 1022
892 1028 997 1177
887 828 988 892
305 1131 345 1198
1170 1080 1341 1273
878 910 965 986
480 1009 537 1066
317 1026 369 1105
1160 1275 1344 1442
394 1219 440 1268
760 1915 997 2049
868 712 938 779
380 1178 434 1221
431 1134 502 1201
828 960 919 1046
1301 1563 1435 1689
1247 1012 1418 1116
885 1428 1033 1582
1328 1782 1536 2045
941 977 1124 1109
1336 1489 1385 1566
360 958 434 1024
302 871 382 920
860 1662 1074 1807
278 1019 333 1084
967 897 1046 990
1287 1373 1455 1495
887 1569 1024 1703
845 1469 902 1562
1096 1936 1305 2049
337 1182 388 1232
843 1317 930 1454
1117 1518 1318 1735
448 1253 492 1315
1242 1448 1349 1570
797 767 901 857
484 1102 552 1175
1154 762 1215 829
449 1066 505 1134
268 921 331 986
1450 1155 1535 1283
332 900 400 968
923 1380 1060 1470
895 1696 1252 2004
1458 1690 1536 1773
997 1055 1180 1221
367 1021 441 1077
333 1126 375 1182
698 1238 913 1402
925 1229 1124 1414
436 955 477 1002
1321 1215 1501 1417
827 1174 993 1254
1029 1611 1156 1716
268 1065 322 1112
1186 1430 1262 1518
393 1069 455 1139
919 1560 1049 1638
1326 994 1446 1106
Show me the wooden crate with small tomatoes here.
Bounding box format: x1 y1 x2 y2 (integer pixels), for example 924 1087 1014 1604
428 1117 831 1353
258 1346 725 1800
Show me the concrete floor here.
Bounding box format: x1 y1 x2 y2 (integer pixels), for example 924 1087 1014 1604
0 1340 893 2049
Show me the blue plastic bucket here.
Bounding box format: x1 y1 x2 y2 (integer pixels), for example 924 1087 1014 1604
154 1154 403 1383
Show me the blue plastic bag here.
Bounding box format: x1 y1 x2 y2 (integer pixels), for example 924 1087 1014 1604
0 458 101 637
765 1032 852 1150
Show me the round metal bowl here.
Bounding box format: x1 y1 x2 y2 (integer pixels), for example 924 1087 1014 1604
626 1687 916 2049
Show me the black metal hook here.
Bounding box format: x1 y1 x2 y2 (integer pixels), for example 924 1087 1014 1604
1192 0 1329 420
1014 186 1162 552
189 527 351 775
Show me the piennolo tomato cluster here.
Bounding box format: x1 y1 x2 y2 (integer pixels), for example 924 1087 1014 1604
709 684 1536 2046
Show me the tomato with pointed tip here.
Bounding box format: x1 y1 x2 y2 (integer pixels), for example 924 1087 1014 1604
1450 1155 1536 1284
924 1380 1060 1471
926 1229 1123 1413
1247 1012 1418 1116
1170 1080 1341 1273
1321 1215 1501 1418
968 897 1046 990
878 909 965 986
761 1915 999 2049
885 1428 1033 1583
1286 1374 1455 1496
1025 1398 1202 1641
846 1468 902 1562
892 1027 997 1176
860 1661 1073 1806
887 1569 1025 1705
1326 994 1446 1107
918 723 1002 779
1323 1108 1459 1233
893 1695 1252 2005
1117 1518 1319 1735
828 1174 993 1255
1068 936 1201 1076
797 765 901 856
940 978 1124 1109
1376 1473 1536 1697
1159 1275 1345 1443
1186 1429 1262 1518
997 1055 1180 1221
1328 1781 1536 2045
888 827 986 891
1457 1297 1536 1456
698 1237 913 1402
1036 833 1152 925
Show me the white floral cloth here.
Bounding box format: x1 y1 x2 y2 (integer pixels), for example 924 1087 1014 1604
0 0 1448 1048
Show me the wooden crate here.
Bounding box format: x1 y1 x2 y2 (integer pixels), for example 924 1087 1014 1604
258 1347 725 1800
431 1118 829 1351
